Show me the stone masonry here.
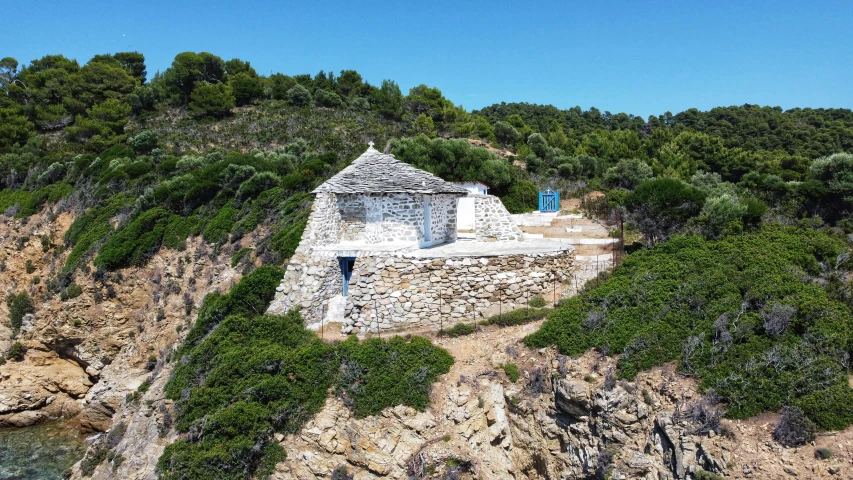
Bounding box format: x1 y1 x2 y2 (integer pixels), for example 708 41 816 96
340 251 571 334
473 195 523 241
269 246 572 334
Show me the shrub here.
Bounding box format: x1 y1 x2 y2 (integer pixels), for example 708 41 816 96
61 283 83 301
7 342 26 361
160 268 453 480
96 207 172 270
314 88 342 108
230 247 253 267
128 130 159 153
438 322 475 337
528 295 547 308
683 391 725 435
525 226 853 428
331 465 354 480
335 335 454 417
502 363 520 383
7 291 34 332
694 469 725 480
25 259 36 274
286 84 312 107
189 82 235 118
774 406 817 447
814 447 833 460
625 178 705 245
201 203 237 244
603 157 653 190
80 447 108 477
482 307 551 327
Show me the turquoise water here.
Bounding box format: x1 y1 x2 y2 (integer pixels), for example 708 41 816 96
0 421 87 480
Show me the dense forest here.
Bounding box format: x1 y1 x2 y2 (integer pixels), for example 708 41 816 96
2 50 853 476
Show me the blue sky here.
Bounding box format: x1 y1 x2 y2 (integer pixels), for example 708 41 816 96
7 0 852 117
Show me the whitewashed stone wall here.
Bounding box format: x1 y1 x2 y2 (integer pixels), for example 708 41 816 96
336 193 457 247
474 195 523 241
427 195 457 245
305 192 342 246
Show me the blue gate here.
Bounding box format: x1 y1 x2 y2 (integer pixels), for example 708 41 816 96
538 188 560 212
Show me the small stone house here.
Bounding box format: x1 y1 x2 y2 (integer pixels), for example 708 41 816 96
308 145 469 249
268 145 572 334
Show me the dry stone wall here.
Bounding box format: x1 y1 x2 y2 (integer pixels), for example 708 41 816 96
343 251 570 334
473 195 523 241
269 249 571 334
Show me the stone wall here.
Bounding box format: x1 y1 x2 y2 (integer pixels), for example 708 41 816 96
304 192 341 246
427 194 458 245
334 193 458 247
473 195 523 241
341 251 570 334
268 247 572 334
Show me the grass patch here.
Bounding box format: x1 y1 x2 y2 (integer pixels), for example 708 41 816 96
502 363 520 383
481 307 552 327
438 322 476 337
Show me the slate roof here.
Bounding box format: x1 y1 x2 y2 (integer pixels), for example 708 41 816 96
313 147 469 195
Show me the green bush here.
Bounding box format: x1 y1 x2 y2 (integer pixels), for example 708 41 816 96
61 283 83 301
814 447 833 460
7 291 34 332
63 193 133 271
438 322 476 337
96 207 172 270
502 363 520 383
230 247 253 267
7 342 26 361
161 268 453 479
271 219 307 259
482 307 551 327
335 335 454 417
526 226 853 428
694 470 725 480
528 295 547 308
201 203 237 244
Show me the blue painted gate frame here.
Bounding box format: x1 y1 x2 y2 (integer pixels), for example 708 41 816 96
538 189 560 212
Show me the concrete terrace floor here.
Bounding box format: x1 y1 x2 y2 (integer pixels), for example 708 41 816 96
313 237 574 258
408 237 573 257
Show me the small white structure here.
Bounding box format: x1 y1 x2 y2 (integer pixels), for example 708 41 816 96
454 182 489 195
454 182 489 231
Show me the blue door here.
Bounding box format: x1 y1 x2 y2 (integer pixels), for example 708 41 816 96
538 188 560 212
339 257 356 296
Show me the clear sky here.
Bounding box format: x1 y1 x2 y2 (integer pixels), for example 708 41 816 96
7 0 852 117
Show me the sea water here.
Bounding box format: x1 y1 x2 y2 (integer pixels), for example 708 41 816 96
0 421 87 480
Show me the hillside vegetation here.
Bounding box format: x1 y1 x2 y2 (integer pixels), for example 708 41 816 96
1 49 853 469
159 267 453 480
527 226 853 430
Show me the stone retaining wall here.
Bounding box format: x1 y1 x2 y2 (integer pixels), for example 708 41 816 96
342 251 570 334
268 247 572 334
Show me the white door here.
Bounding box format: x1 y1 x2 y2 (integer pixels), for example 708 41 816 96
457 196 475 230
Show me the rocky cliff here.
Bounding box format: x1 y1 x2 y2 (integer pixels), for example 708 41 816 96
0 205 252 434
73 320 852 480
